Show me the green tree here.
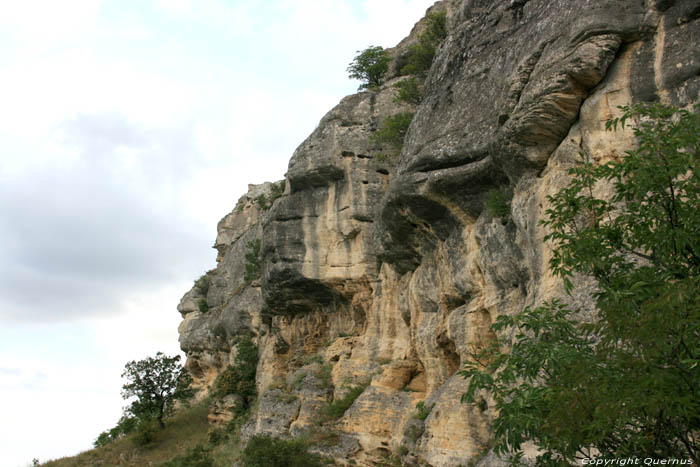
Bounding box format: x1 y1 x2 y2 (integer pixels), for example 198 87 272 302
121 352 194 429
461 103 700 465
347 45 391 90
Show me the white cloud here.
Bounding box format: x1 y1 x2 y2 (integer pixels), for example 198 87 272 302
0 326 124 466
155 0 192 14
3 373 122 465
0 0 102 46
91 283 187 361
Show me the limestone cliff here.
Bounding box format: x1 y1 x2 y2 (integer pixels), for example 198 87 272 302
177 1 700 465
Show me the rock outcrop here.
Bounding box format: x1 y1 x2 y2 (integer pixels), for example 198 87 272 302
177 1 700 465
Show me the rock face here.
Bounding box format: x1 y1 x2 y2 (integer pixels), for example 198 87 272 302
177 1 700 465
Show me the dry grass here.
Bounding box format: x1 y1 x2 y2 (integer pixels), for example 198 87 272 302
42 402 212 467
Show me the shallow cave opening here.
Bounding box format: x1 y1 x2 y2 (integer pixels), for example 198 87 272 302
186 359 205 381
436 332 460 376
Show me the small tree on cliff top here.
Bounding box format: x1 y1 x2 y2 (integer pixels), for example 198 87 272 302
461 102 700 464
121 352 193 429
347 45 391 90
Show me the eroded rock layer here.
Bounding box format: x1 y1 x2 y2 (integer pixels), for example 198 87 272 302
177 1 700 465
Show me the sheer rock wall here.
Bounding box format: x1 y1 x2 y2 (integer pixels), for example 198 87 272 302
177 1 700 465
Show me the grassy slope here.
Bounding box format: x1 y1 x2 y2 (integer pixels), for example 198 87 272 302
41 401 241 467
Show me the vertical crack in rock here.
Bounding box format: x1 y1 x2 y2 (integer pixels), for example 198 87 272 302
654 11 670 103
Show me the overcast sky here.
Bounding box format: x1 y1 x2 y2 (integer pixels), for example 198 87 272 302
0 0 436 465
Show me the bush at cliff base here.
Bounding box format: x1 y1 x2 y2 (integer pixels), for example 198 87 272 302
213 336 258 409
241 435 325 467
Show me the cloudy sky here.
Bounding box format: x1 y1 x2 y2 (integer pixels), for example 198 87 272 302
0 0 436 465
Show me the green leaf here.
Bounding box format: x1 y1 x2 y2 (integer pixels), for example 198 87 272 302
460 102 700 464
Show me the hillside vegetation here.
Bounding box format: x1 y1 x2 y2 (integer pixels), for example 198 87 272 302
41 402 221 467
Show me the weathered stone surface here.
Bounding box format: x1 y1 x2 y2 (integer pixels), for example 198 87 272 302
177 1 700 465
262 79 410 316
177 182 279 393
208 394 244 425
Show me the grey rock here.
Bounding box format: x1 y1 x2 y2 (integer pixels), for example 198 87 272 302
176 1 700 465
